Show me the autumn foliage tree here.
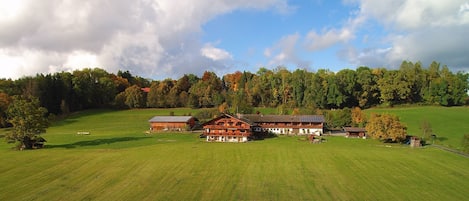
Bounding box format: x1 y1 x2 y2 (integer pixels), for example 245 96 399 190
351 107 366 127
124 85 145 108
366 113 406 142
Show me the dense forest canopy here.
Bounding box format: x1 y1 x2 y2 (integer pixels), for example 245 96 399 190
0 61 468 125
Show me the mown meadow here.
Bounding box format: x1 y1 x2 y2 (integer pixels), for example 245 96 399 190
366 106 469 149
0 107 468 200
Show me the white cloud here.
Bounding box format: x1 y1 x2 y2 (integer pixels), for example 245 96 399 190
339 0 469 70
201 44 233 61
357 0 469 29
304 12 365 51
305 28 354 51
264 33 310 68
0 0 291 79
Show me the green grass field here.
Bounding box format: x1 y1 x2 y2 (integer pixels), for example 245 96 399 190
0 108 468 201
367 106 469 149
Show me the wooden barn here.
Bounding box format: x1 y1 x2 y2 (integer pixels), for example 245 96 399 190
343 127 367 139
240 114 324 136
148 116 198 132
202 114 259 142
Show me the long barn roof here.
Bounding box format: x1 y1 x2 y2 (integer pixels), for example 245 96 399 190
240 114 325 123
148 116 195 123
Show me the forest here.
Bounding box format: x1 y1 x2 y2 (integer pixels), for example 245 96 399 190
0 60 468 128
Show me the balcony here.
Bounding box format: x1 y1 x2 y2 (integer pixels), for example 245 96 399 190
203 131 251 137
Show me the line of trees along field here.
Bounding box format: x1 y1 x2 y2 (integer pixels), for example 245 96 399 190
0 60 468 127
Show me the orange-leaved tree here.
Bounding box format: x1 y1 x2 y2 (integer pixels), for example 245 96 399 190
366 113 406 142
351 107 366 127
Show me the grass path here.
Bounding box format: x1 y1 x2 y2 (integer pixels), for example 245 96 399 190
431 144 469 158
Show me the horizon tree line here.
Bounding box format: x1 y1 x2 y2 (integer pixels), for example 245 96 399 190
0 60 468 128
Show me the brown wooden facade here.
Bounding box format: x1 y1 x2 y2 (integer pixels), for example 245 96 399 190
148 116 197 131
202 114 257 142
343 127 367 139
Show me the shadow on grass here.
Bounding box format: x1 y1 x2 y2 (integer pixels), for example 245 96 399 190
46 136 151 149
251 132 278 141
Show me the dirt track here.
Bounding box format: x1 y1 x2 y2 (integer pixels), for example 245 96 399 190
431 144 469 158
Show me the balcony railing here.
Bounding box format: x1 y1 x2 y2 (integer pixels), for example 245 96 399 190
204 125 251 130
203 131 251 137
259 125 323 129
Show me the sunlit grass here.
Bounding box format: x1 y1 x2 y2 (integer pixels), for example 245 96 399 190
366 106 469 149
0 108 468 200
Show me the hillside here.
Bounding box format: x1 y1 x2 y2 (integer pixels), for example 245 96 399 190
366 106 469 149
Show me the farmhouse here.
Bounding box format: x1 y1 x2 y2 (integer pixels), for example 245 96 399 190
343 127 367 139
240 114 324 136
202 114 325 142
202 114 259 142
148 116 198 131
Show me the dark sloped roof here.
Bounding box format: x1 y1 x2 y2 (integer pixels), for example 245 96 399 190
148 116 195 123
343 127 367 132
240 114 325 123
202 113 256 126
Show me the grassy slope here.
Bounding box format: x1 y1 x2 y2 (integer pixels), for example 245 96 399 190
366 106 469 149
0 108 468 201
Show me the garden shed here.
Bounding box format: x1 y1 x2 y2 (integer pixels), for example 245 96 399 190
343 127 367 139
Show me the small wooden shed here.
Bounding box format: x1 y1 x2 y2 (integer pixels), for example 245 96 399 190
343 127 367 139
148 116 198 132
410 136 421 147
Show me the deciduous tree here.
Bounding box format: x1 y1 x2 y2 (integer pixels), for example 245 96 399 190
420 120 433 143
351 107 366 127
0 92 11 127
462 134 469 153
6 96 49 150
124 85 145 108
366 113 406 142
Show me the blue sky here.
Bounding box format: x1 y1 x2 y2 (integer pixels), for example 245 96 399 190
201 1 356 71
0 0 468 79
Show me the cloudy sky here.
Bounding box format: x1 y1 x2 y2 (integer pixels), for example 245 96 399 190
1 0 468 80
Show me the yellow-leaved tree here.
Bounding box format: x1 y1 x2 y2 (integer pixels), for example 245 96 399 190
351 107 366 127
366 113 406 142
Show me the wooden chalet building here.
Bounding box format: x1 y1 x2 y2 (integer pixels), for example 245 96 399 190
240 114 325 136
343 127 367 139
202 114 260 142
148 116 198 132
202 114 325 143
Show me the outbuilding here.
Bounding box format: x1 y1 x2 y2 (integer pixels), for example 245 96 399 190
343 127 367 139
148 116 198 132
